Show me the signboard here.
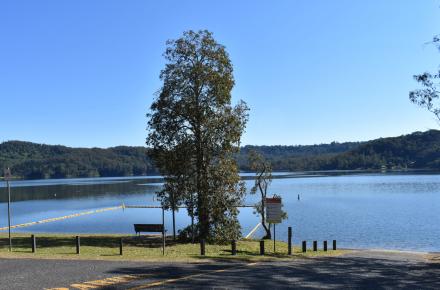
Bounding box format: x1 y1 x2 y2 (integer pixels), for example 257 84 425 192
265 197 282 224
3 168 11 181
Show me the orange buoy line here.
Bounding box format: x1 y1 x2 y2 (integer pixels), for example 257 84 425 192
0 206 123 231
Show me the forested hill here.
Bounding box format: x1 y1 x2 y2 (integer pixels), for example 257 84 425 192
243 130 440 172
1 130 439 179
0 142 153 179
332 130 440 170
237 142 362 171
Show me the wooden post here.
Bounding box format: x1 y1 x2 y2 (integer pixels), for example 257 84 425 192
76 236 80 254
31 235 36 253
200 239 206 256
190 191 195 244
119 238 123 255
231 240 236 256
162 207 165 256
6 176 12 252
259 240 265 255
323 240 327 251
333 240 337 250
273 223 276 253
288 227 292 255
313 240 317 251
302 241 306 253
171 191 176 241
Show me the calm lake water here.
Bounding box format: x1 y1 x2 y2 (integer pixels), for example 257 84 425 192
1 172 439 252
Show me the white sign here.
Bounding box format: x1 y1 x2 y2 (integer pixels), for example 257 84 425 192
266 197 282 224
3 168 11 181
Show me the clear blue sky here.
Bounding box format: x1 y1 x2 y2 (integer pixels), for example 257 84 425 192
1 0 439 148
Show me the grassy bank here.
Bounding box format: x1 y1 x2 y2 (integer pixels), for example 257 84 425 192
0 233 345 262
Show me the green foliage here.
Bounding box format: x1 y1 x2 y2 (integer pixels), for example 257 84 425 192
146 30 249 243
409 34 440 122
177 224 200 243
1 130 439 180
0 141 155 179
240 130 440 171
326 130 440 170
238 142 362 171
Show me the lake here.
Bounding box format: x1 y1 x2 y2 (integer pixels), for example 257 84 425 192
1 172 439 252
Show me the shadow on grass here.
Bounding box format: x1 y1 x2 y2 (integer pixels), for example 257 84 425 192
10 249 32 253
220 248 294 258
0 235 320 261
0 235 177 250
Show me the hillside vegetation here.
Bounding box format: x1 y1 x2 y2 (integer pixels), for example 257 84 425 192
0 142 153 179
1 130 439 179
256 130 440 172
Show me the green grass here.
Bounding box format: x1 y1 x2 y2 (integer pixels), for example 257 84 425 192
0 233 345 262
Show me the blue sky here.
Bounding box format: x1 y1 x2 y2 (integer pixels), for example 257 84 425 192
1 0 439 147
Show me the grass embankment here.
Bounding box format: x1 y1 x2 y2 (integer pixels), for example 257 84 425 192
0 233 345 262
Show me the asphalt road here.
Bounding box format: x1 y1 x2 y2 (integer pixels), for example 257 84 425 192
1 251 440 289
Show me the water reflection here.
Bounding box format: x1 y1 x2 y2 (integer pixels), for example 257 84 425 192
0 178 162 203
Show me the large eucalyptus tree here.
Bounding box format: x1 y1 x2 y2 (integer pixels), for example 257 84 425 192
147 30 249 243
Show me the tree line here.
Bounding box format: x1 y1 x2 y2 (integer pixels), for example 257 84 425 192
0 141 154 179
1 129 439 180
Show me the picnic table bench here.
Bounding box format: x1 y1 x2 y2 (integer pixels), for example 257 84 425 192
133 224 165 235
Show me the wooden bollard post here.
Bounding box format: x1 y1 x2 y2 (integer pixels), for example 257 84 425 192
31 235 36 253
119 238 123 255
200 239 205 256
302 241 306 253
76 236 80 254
231 240 237 256
313 240 317 251
333 240 337 250
259 240 265 255
323 240 327 251
288 227 292 255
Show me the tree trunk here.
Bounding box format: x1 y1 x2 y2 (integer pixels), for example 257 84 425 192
195 125 209 240
194 80 210 241
190 191 195 243
262 222 271 239
260 179 271 239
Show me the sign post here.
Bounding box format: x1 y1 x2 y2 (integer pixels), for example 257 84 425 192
162 206 165 255
4 168 12 252
265 196 282 253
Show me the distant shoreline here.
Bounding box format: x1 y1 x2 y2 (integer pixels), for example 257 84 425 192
2 168 440 182
2 130 440 181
